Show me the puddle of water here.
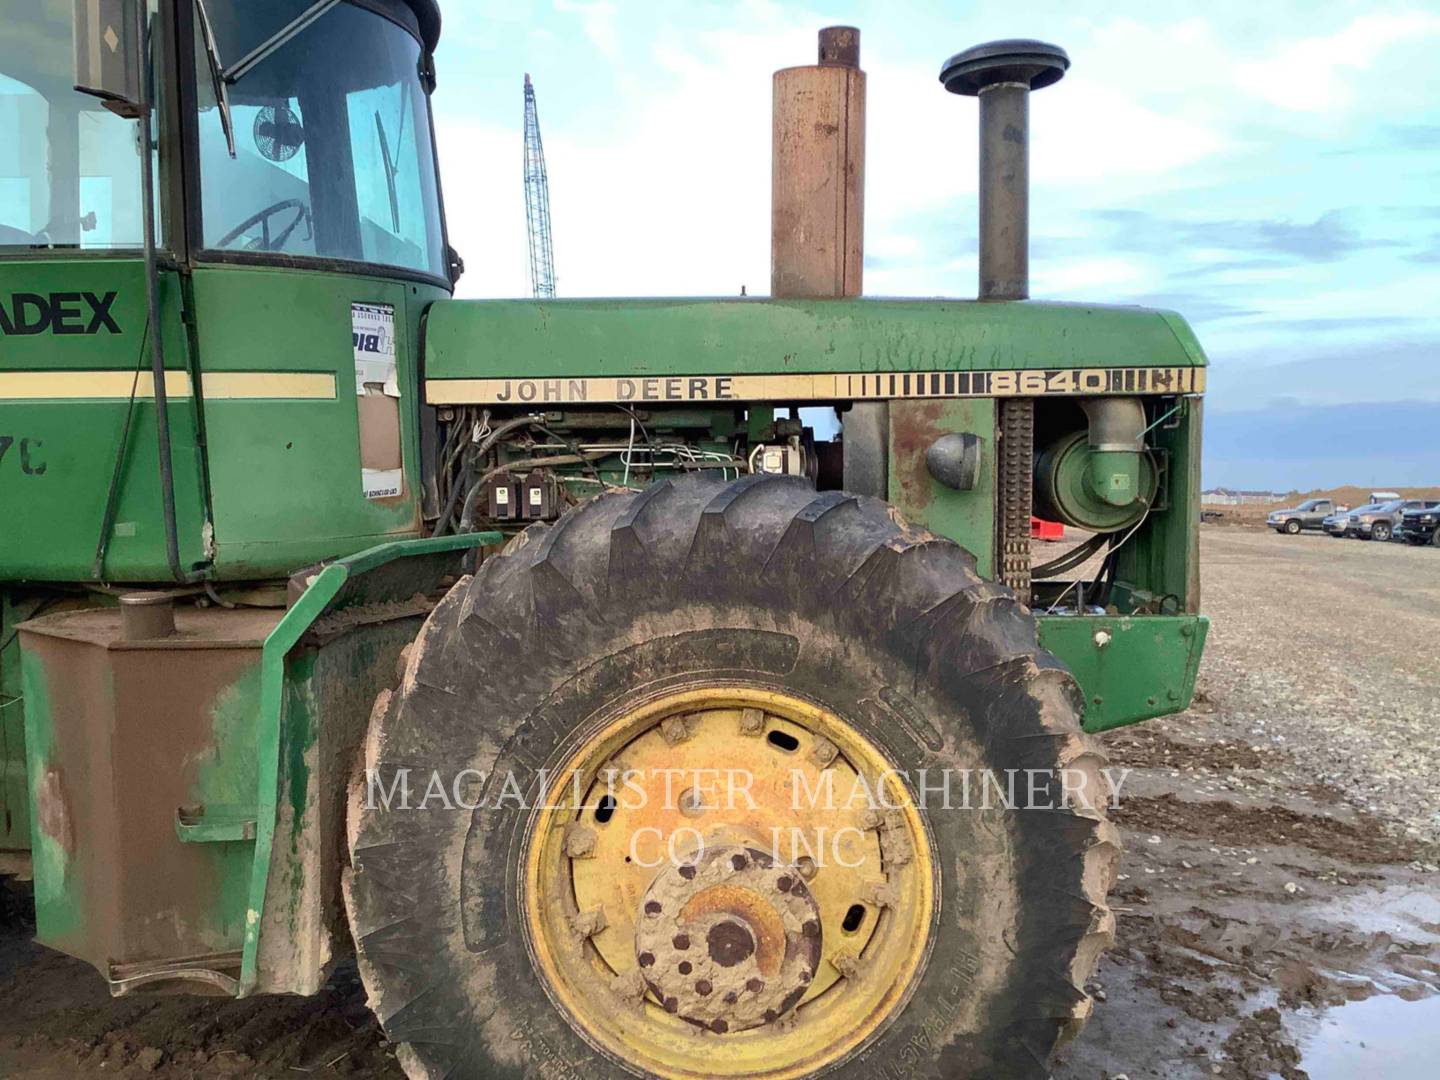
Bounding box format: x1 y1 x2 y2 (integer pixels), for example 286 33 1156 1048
1307 885 1440 939
1294 994 1440 1079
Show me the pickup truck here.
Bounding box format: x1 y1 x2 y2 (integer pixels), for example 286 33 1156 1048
1268 498 1339 534
1351 499 1440 542
1396 503 1440 546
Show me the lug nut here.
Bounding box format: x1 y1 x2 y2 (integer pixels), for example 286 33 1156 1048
881 828 913 868
571 908 607 938
565 825 597 859
867 882 897 908
610 969 647 1008
810 737 839 767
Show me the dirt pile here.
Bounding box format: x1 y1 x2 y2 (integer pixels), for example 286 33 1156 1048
0 901 402 1079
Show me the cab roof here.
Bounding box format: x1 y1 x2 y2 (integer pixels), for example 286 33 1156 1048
208 0 440 64
401 0 441 51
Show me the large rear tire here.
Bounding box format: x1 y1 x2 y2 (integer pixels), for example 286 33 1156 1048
345 475 1118 1079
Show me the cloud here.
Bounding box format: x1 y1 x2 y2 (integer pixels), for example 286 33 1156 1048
1235 12 1440 113
1226 213 1398 261
1167 257 1286 281
1121 292 1265 326
1407 233 1440 264
1030 256 1149 297
1250 315 1428 334
552 0 621 60
1204 338 1440 414
1326 123 1440 155
435 121 530 298
1090 208 1396 264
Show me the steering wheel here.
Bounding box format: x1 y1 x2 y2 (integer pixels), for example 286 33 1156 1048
215 198 312 252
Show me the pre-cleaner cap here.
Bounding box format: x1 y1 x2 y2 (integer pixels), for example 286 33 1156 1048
940 39 1069 95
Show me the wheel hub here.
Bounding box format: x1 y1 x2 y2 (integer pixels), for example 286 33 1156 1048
522 688 937 1079
635 844 822 1033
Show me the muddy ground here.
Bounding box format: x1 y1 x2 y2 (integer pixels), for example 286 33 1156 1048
1 526 1438 1078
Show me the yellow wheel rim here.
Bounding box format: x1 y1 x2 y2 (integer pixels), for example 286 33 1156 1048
523 687 937 1078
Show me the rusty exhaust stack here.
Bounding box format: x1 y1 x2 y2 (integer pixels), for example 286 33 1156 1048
772 27 865 299
941 40 1068 300
774 28 888 497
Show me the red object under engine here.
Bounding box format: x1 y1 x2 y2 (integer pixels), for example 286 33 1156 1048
1031 517 1065 541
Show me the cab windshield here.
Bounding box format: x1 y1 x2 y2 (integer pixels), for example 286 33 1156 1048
0 2 149 250
193 0 445 279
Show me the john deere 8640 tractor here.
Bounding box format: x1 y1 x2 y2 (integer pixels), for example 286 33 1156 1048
0 3 1207 1077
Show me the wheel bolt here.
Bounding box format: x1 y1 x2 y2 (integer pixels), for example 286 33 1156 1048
571 908 607 937
810 737 839 767
660 715 692 745
565 825 597 859
610 969 647 1007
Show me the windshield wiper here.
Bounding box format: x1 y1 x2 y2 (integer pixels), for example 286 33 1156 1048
193 0 235 158
375 112 400 232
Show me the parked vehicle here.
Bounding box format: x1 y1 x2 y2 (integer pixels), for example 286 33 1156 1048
1397 504 1440 546
1323 505 1370 537
1268 498 1338 534
1350 499 1440 542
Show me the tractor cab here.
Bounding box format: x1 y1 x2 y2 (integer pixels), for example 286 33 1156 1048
0 0 451 586
189 0 446 276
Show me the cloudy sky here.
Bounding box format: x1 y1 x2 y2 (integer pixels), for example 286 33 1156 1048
429 1 1440 491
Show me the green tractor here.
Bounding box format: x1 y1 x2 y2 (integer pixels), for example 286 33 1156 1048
0 3 1207 1077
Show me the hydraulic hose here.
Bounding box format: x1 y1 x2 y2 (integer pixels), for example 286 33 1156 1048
1031 531 1109 580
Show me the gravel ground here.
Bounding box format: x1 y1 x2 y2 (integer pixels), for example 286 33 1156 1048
1193 527 1440 843
1 525 1437 1078
1056 525 1440 1079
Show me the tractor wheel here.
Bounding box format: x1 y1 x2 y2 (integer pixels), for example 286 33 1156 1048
1284 519 1302 535
345 475 1118 1080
